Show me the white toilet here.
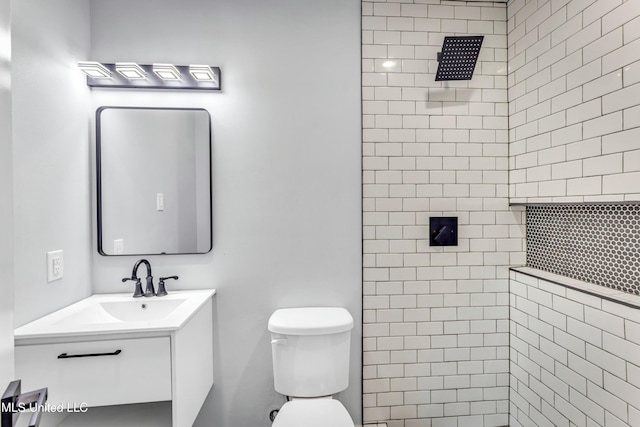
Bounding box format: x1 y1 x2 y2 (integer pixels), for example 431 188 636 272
268 307 355 427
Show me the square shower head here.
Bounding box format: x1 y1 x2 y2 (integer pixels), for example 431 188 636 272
435 35 484 81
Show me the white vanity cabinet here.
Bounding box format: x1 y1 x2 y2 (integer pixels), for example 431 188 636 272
16 336 172 407
14 290 215 427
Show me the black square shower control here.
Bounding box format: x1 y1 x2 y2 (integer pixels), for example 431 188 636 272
430 217 458 246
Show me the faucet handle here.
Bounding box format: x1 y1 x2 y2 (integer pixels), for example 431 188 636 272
122 278 144 298
157 276 179 297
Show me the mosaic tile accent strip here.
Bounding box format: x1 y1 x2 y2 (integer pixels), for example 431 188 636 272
526 204 640 295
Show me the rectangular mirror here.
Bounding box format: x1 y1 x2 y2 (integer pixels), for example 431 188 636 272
97 107 212 255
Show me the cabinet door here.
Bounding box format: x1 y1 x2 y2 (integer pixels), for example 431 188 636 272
16 337 171 407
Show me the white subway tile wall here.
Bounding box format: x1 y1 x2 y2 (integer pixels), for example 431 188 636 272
508 0 640 203
509 271 640 427
362 1 525 426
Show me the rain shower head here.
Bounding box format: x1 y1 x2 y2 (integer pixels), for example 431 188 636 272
435 35 484 81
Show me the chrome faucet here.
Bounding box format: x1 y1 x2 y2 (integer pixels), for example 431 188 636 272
122 259 155 298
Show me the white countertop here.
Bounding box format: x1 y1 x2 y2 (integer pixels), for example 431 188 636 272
15 289 216 342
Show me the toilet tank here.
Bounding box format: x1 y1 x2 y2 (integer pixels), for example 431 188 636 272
268 307 353 397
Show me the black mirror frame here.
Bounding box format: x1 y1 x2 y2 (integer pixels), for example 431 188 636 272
96 106 213 256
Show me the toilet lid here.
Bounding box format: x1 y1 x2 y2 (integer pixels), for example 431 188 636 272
272 399 354 427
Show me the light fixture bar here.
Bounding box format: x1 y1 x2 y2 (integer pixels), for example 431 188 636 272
115 62 147 80
189 65 217 82
80 62 221 91
153 63 181 80
78 61 111 78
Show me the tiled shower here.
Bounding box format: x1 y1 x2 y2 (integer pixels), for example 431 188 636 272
362 0 640 426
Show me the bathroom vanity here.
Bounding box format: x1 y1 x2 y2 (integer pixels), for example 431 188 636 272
14 289 215 427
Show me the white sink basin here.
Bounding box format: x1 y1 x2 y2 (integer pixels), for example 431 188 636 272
51 298 186 326
100 298 186 322
51 304 116 326
15 289 216 341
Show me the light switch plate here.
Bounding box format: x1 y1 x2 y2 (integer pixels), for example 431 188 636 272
47 250 64 282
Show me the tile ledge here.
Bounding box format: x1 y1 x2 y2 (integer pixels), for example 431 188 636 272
510 266 640 310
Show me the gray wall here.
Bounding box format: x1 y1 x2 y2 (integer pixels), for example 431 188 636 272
10 3 92 424
89 0 362 426
0 0 13 385
11 0 93 327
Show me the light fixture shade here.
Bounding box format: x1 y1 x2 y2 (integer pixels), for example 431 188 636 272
80 62 221 90
153 63 181 80
115 62 147 79
189 65 217 82
78 61 111 78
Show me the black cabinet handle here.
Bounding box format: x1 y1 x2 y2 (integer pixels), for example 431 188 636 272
58 349 122 359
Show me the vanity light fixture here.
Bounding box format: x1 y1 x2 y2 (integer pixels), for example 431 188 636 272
189 65 217 82
79 61 221 91
153 63 182 80
77 61 111 78
115 62 147 80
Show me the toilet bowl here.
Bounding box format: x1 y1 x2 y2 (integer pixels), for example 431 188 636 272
272 398 353 427
268 307 355 427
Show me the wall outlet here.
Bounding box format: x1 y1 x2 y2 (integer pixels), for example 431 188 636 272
114 239 124 255
47 250 63 282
